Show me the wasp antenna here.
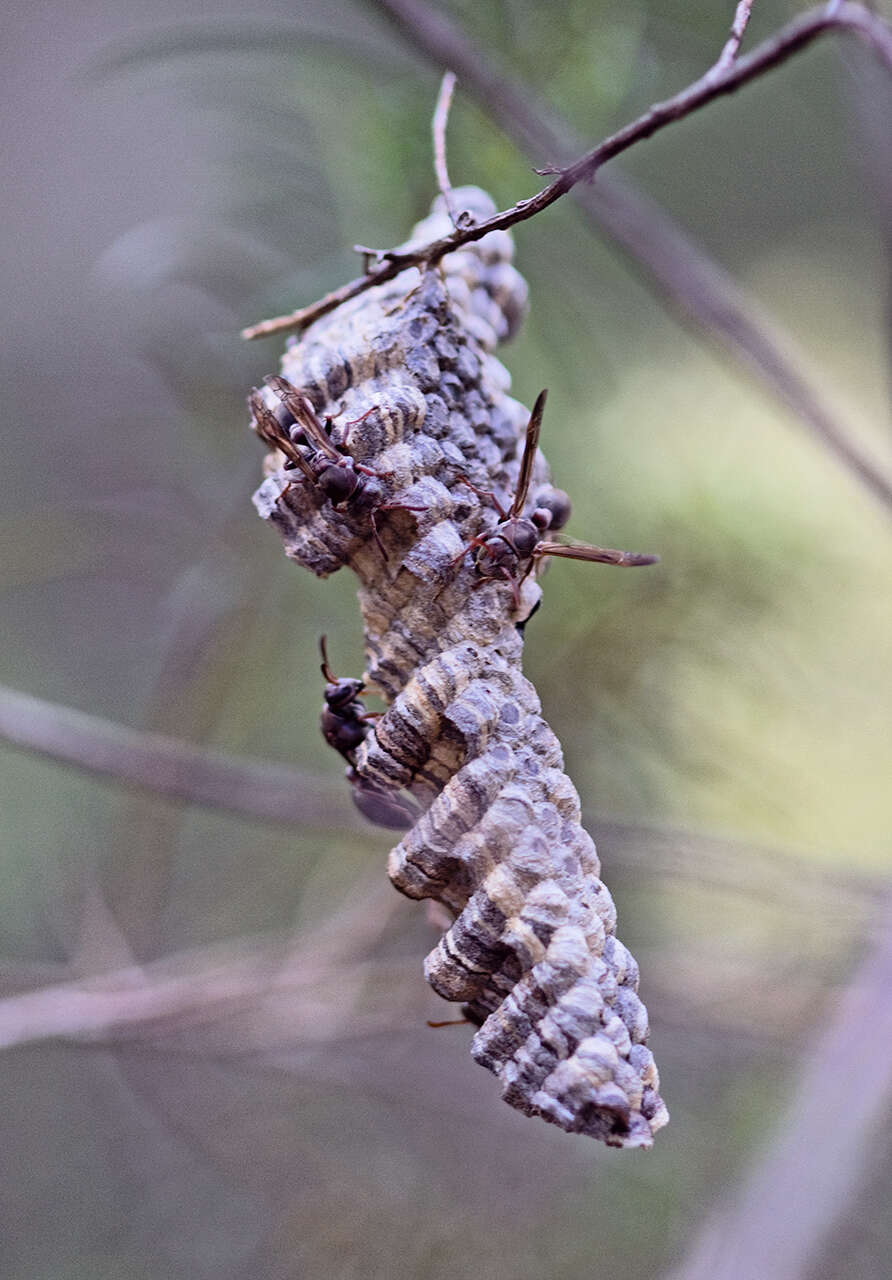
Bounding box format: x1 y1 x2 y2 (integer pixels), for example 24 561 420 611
510 388 548 518
319 634 337 683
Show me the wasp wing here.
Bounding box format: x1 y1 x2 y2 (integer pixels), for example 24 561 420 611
350 776 422 831
265 375 341 461
509 388 548 518
536 539 659 567
249 389 317 481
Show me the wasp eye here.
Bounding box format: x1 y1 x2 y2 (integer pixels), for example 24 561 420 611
533 486 572 531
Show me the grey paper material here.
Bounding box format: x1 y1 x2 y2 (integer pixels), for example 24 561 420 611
251 189 667 1147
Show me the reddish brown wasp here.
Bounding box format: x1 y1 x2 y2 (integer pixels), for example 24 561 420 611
248 375 423 558
319 635 420 831
319 634 374 763
454 389 658 605
248 382 326 489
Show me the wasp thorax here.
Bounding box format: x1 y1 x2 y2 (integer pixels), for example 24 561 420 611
507 519 541 558
319 463 359 504
349 476 385 514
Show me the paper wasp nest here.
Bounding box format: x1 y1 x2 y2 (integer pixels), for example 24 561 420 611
252 189 668 1147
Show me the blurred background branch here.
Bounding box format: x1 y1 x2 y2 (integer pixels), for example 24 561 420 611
1 679 885 915
668 891 892 1280
0 683 359 831
0 875 405 1054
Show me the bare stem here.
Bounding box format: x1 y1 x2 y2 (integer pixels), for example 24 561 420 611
242 2 892 343
716 1 757 71
432 70 459 227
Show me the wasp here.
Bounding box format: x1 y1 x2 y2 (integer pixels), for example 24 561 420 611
319 636 419 831
453 389 658 605
249 376 424 559
319 634 374 762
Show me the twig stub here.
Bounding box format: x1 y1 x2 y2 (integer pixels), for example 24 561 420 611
432 70 460 228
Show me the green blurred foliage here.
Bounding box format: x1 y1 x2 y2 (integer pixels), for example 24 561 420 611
1 1 890 1277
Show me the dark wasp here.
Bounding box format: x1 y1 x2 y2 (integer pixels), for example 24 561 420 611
453 389 658 606
319 634 373 762
319 636 420 831
249 376 424 559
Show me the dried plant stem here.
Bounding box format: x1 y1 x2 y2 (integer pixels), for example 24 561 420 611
432 70 459 227
717 1 757 71
368 0 892 513
242 2 892 343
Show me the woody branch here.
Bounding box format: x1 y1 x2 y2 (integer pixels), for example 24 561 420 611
242 1 892 341
370 0 892 514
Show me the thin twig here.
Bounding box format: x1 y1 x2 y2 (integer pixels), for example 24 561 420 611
716 1 757 72
242 2 892 343
367 0 892 513
432 70 459 227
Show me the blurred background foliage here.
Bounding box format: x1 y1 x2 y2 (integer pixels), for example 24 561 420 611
1 1 891 1277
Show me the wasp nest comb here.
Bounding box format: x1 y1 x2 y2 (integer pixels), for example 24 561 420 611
251 188 668 1148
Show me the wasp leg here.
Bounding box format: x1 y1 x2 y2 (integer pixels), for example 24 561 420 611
368 508 390 561
455 476 508 519
368 502 427 561
450 534 489 568
499 564 523 611
341 404 378 430
378 501 427 515
516 556 537 588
